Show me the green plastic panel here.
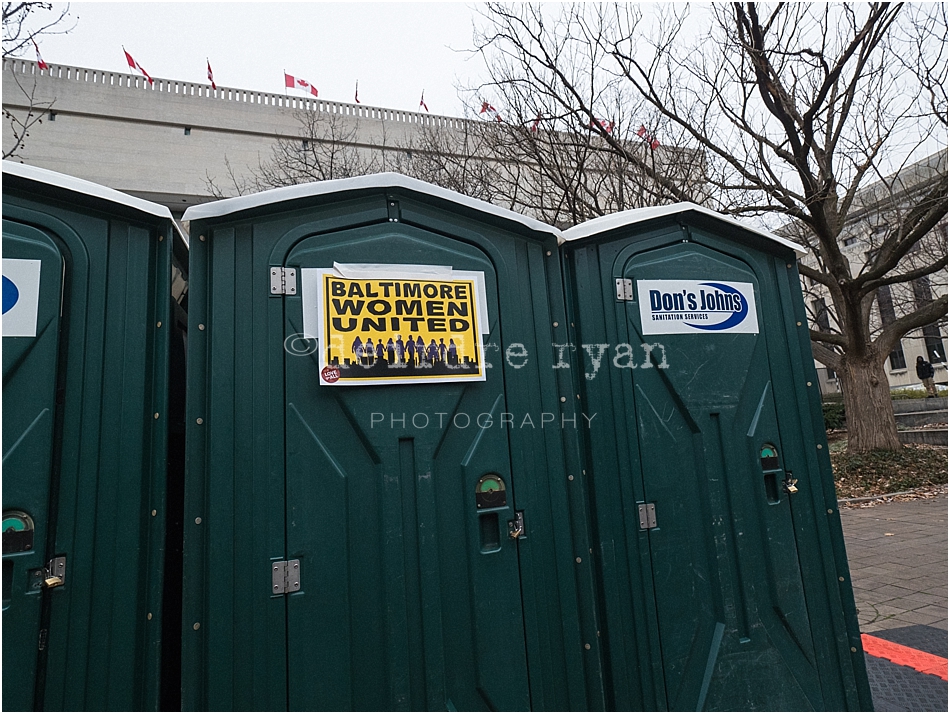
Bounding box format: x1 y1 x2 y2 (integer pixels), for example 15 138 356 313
2 178 173 711
562 212 872 712
181 186 604 710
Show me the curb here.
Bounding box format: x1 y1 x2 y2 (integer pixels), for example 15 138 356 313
837 486 948 505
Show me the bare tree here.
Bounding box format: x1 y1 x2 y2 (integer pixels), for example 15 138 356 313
2 1 74 159
472 2 947 452
205 110 414 197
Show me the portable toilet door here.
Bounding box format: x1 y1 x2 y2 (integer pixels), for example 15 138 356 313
180 174 602 711
561 204 871 711
2 162 181 711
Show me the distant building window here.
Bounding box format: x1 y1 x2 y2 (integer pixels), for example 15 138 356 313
826 367 836 381
812 298 832 331
923 324 947 364
889 344 907 371
913 276 933 308
48 111 56 121
184 127 191 135
842 236 858 247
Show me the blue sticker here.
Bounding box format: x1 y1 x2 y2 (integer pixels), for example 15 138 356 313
2 275 19 315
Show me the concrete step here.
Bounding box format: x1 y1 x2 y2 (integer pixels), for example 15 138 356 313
895 410 948 428
893 397 948 414
898 429 948 446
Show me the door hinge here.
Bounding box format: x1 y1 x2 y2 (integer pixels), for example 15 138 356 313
615 278 633 302
269 267 297 296
271 559 301 594
638 503 657 530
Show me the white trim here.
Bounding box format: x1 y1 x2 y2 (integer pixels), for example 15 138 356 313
182 172 565 242
562 202 806 256
3 160 174 220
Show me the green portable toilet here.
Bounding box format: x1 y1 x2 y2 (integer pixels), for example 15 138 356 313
180 174 602 711
2 162 186 711
560 204 872 711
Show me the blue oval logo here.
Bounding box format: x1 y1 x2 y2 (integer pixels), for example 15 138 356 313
685 282 749 331
2 275 19 315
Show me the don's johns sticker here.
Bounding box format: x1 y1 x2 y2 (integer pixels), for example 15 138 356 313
637 279 759 335
301 264 488 386
2 258 42 338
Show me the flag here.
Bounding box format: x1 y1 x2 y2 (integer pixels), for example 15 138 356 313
591 118 614 133
419 90 428 112
32 40 48 70
284 72 318 97
479 100 502 122
530 114 541 132
207 59 216 90
123 47 153 85
355 80 360 104
637 124 660 150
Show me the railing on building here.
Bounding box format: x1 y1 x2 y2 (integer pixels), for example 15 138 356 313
3 57 474 130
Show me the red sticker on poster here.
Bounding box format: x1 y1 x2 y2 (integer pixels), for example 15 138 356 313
321 365 341 383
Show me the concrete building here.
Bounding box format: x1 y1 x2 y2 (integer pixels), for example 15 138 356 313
2 57 467 217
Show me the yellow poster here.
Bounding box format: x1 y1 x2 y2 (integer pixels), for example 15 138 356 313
307 268 486 386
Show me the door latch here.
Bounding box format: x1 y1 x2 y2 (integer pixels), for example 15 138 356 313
638 503 657 530
43 556 66 589
508 511 526 540
783 472 799 495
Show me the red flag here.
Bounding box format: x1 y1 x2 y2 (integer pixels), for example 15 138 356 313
207 59 216 90
284 72 318 97
355 80 360 104
123 48 153 85
32 40 48 70
479 100 503 122
637 124 660 150
530 114 541 132
591 118 614 133
419 90 428 112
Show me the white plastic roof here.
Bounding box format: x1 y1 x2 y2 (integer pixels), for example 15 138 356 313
562 202 806 256
2 160 174 220
181 172 565 241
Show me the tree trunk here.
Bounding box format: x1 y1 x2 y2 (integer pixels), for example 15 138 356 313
839 356 902 453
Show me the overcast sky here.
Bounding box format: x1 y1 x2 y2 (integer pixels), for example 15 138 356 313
30 2 486 116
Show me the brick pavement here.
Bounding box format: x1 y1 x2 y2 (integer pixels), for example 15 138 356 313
840 494 948 633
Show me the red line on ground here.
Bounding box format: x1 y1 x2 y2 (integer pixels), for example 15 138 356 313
861 633 948 681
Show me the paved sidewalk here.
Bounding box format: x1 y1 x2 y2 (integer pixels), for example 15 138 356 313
840 494 948 632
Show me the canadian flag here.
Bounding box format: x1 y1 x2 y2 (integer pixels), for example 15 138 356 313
32 40 48 70
637 124 661 150
479 100 502 122
419 90 428 112
123 48 153 86
207 59 216 90
284 72 318 97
